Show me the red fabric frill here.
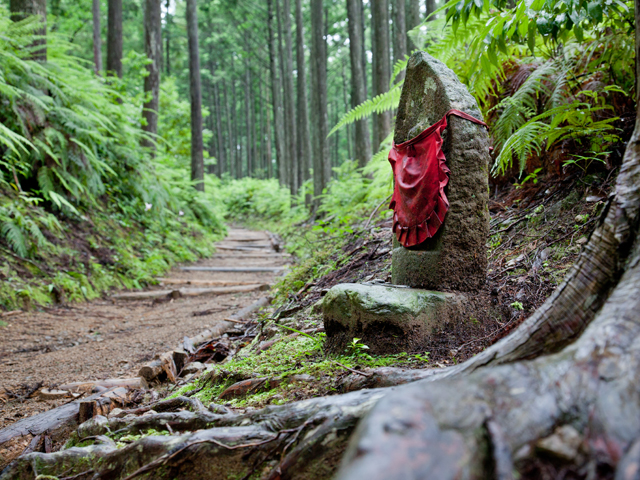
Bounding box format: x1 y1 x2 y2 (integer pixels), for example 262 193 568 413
389 109 488 248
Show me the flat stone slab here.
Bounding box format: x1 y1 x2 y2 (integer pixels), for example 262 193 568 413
322 283 466 355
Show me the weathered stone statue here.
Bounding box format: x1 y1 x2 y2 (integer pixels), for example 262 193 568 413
392 52 490 291
322 52 492 355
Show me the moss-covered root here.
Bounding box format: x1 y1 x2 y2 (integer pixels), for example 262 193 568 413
1 389 385 480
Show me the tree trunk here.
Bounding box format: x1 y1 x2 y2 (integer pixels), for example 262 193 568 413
341 56 353 161
244 65 253 177
281 0 298 192
347 0 372 168
107 0 122 77
267 0 287 187
92 0 102 74
223 80 235 179
266 88 274 179
186 0 204 191
142 0 162 153
214 81 226 177
371 0 391 150
10 0 47 61
295 0 312 186
164 0 171 76
276 0 292 191
232 79 241 178
406 0 420 51
392 0 407 80
310 0 330 200
426 0 435 20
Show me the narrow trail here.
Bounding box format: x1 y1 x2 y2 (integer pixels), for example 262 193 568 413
0 227 288 430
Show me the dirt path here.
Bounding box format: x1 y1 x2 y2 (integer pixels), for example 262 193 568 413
0 227 287 430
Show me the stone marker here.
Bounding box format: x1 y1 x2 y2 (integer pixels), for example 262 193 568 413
392 51 490 292
322 52 492 355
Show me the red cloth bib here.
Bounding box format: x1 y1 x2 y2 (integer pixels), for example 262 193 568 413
389 109 488 248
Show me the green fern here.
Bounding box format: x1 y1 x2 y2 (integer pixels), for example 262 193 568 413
329 85 402 137
1 219 28 257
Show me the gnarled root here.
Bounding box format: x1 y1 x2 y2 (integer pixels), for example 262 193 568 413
1 390 384 480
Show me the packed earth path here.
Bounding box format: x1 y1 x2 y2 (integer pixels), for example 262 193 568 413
0 227 288 433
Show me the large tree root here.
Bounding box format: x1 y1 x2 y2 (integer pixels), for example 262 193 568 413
0 389 385 479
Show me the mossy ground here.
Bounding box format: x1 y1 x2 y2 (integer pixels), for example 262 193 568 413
174 333 430 408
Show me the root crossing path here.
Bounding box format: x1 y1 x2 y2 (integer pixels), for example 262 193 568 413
0 227 287 431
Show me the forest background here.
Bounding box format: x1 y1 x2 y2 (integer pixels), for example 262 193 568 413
0 0 636 311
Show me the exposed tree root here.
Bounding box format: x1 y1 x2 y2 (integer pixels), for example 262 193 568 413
1 390 384 479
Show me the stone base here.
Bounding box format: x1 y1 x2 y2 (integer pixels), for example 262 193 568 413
322 283 468 355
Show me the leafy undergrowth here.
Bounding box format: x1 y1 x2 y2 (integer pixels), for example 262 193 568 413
0 189 224 310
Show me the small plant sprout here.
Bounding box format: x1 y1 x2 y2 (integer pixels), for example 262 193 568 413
347 338 370 356
511 301 524 311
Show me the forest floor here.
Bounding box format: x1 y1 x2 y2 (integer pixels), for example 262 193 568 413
0 173 612 471
0 228 287 433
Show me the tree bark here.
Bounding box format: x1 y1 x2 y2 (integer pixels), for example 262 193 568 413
223 80 235 179
310 0 330 200
10 0 47 61
244 64 253 177
186 0 204 191
347 0 372 167
406 0 421 51
107 0 123 77
281 0 298 192
426 0 435 20
265 88 274 179
142 0 162 153
392 0 407 80
371 0 391 150
92 0 102 74
214 81 226 177
232 78 241 178
267 0 287 187
340 56 353 161
295 0 312 186
164 0 171 76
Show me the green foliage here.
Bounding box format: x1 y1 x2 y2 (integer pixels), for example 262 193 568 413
0 11 225 309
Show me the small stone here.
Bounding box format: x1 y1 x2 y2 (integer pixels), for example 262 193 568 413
576 237 588 245
108 408 126 418
536 425 582 461
142 409 157 416
181 362 205 376
208 403 231 415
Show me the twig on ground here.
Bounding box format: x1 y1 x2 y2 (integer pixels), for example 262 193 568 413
332 361 372 377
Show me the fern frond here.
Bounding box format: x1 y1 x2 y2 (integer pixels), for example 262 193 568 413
1 220 28 257
329 85 402 137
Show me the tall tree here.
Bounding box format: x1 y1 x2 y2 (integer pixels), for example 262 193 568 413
346 0 372 167
340 55 353 161
310 0 330 200
371 0 392 150
231 78 240 178
142 0 162 152
92 0 102 74
244 64 253 176
10 0 47 61
164 0 171 76
280 0 297 192
406 0 420 54
186 0 204 191
107 0 123 77
267 0 287 186
295 0 311 187
426 0 436 20
214 81 226 176
392 0 407 78
223 79 235 179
